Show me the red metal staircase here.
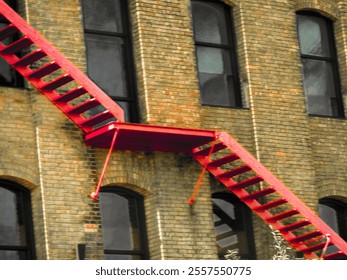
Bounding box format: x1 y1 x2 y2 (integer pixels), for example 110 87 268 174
0 0 124 133
1 1 347 259
192 131 347 260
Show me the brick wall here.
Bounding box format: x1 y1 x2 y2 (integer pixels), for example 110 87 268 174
0 0 346 260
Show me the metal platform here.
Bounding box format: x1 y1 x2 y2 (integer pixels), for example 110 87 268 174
84 122 217 153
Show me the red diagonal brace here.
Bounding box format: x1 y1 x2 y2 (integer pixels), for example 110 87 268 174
188 137 218 205
90 128 119 200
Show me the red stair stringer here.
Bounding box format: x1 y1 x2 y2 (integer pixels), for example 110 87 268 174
192 131 347 260
0 1 124 133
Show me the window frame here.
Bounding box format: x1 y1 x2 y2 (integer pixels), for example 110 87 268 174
81 0 139 122
296 11 345 118
212 192 256 260
99 186 149 260
0 180 36 260
191 0 242 108
319 197 347 241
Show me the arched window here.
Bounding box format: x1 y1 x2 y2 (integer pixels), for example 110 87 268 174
318 198 347 259
191 0 242 108
0 180 35 260
81 0 139 122
99 187 149 259
0 0 24 87
296 12 344 118
212 192 255 259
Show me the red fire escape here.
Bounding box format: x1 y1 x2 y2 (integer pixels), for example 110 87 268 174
0 1 346 260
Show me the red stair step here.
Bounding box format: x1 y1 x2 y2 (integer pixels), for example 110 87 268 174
39 74 73 91
53 87 88 103
0 24 18 41
208 153 240 167
26 61 60 79
13 49 46 67
254 198 287 212
67 98 100 115
193 142 227 156
323 251 346 260
79 111 114 128
0 36 33 54
278 219 310 232
266 208 299 222
300 241 331 253
240 187 275 200
227 176 263 190
288 230 322 243
217 164 251 179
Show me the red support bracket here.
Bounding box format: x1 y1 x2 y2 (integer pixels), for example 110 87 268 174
90 128 119 200
320 234 331 259
188 137 218 205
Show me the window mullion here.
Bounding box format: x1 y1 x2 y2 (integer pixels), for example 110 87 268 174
301 54 334 62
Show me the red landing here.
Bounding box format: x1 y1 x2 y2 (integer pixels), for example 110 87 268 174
84 122 217 153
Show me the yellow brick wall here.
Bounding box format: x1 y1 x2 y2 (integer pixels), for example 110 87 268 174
0 0 347 260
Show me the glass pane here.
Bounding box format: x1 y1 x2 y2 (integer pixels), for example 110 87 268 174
0 250 27 260
318 204 339 234
0 188 26 246
199 72 235 106
302 59 337 116
212 197 253 259
297 14 330 57
0 23 13 86
213 198 235 219
318 203 341 256
192 2 228 44
213 198 238 258
104 254 142 260
197 46 232 75
0 58 13 86
82 0 123 33
116 101 131 122
99 192 141 251
86 34 128 98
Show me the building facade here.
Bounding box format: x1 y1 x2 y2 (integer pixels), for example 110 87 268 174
0 0 347 260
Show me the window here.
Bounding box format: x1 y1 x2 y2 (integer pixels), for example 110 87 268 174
0 0 23 87
81 0 139 122
212 193 255 259
318 198 347 259
99 187 148 259
0 180 35 260
191 0 242 107
297 12 344 117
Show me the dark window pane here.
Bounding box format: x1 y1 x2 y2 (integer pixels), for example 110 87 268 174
0 250 27 260
318 199 347 259
82 0 139 122
197 46 235 106
297 15 330 57
99 192 141 251
199 73 235 106
302 59 337 116
0 57 14 86
0 22 14 86
86 34 127 98
82 0 123 32
212 195 255 259
0 188 26 246
105 254 142 260
192 1 241 108
116 101 131 122
318 204 339 234
192 2 228 44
